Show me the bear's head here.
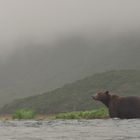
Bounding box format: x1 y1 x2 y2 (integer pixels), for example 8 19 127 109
92 91 111 107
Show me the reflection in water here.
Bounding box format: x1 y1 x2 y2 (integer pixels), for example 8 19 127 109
0 119 140 140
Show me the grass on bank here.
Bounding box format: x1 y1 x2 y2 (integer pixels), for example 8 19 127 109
10 108 108 120
12 109 36 120
55 108 109 119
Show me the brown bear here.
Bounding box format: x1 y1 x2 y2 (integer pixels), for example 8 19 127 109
92 91 140 119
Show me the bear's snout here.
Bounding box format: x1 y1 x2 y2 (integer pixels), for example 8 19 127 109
92 94 98 100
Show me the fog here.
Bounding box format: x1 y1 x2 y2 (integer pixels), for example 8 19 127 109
0 0 140 52
0 0 140 106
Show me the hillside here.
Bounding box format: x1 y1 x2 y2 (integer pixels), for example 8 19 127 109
1 70 140 114
0 33 140 107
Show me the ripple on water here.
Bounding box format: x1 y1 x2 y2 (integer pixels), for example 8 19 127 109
0 119 140 140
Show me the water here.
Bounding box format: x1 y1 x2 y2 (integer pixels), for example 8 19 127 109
0 119 140 140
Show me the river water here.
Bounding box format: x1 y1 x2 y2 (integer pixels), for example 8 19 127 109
0 119 140 140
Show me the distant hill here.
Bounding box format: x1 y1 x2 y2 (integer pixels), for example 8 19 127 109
0 32 140 107
1 70 140 114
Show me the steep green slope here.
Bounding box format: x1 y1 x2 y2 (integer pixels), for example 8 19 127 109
1 70 140 114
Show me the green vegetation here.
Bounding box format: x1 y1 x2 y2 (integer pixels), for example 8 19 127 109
1 70 140 115
12 109 36 120
55 108 109 119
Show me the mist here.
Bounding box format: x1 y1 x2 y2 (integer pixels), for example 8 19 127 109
0 0 140 52
0 0 140 107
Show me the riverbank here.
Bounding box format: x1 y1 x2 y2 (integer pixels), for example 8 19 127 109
0 108 109 121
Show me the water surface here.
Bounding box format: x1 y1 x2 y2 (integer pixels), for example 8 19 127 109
0 119 140 140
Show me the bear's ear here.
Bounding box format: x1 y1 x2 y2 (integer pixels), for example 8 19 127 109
105 91 109 95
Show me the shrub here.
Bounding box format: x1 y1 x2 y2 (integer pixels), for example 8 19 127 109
12 109 36 120
55 108 109 119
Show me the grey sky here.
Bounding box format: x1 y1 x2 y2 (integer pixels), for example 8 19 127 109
0 0 140 56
